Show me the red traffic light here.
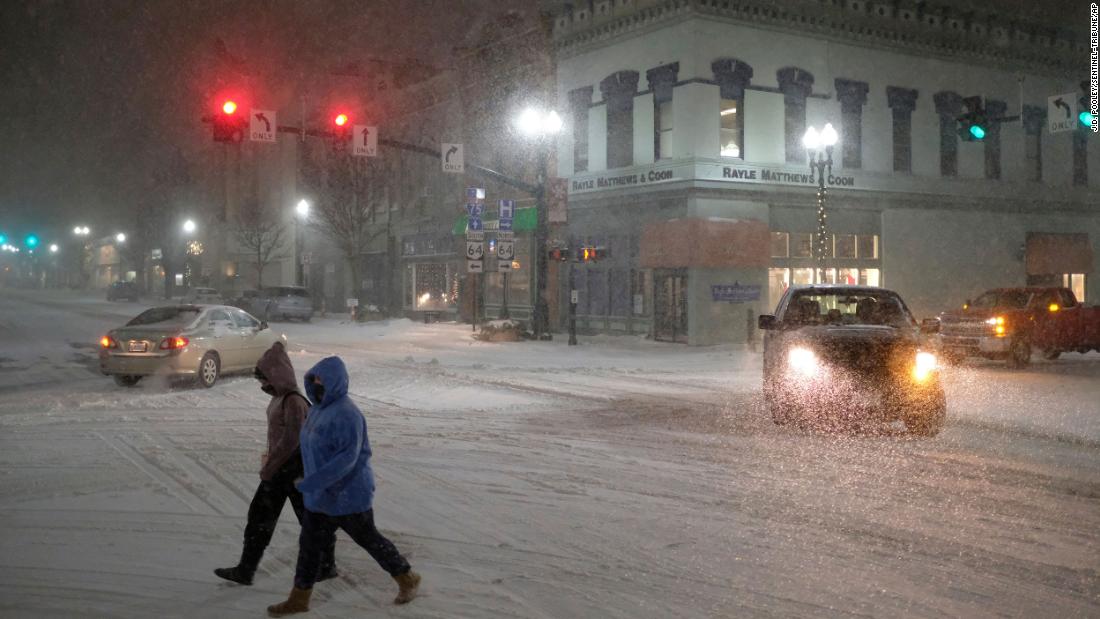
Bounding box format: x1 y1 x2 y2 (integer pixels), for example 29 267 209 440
549 247 568 262
222 100 238 115
334 113 349 127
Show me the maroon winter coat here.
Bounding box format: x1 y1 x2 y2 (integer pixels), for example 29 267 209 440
256 342 310 481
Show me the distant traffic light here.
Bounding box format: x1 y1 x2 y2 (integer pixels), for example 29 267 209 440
548 247 569 262
25 234 39 248
332 113 351 142
957 96 988 141
1080 80 1095 128
577 246 607 262
0 233 6 245
213 99 246 143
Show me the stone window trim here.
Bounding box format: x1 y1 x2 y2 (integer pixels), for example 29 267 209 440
777 67 815 164
599 69 640 111
646 62 679 104
711 58 754 101
1021 104 1046 135
835 78 869 169
600 70 640 169
568 86 594 173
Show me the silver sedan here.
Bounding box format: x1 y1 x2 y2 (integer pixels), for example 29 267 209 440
99 305 285 388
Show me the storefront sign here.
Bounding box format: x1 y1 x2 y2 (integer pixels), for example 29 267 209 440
711 283 761 303
568 161 857 195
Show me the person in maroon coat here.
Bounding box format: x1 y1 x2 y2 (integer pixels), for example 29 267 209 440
215 342 337 585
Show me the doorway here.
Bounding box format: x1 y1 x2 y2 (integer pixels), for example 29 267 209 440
653 269 688 343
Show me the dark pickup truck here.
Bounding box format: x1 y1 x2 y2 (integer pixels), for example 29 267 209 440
937 287 1100 367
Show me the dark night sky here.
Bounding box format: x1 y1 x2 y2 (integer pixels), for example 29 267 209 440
0 0 536 243
0 0 1093 245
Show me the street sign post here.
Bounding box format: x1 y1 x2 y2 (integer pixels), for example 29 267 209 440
496 238 514 272
442 143 465 173
1048 93 1078 134
352 125 377 156
250 109 276 143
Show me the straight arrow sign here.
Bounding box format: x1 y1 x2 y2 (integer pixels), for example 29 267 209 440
353 125 377 156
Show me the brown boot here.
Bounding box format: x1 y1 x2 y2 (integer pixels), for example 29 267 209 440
267 587 312 617
393 570 421 604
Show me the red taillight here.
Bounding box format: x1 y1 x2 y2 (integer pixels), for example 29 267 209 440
100 336 115 348
159 336 189 350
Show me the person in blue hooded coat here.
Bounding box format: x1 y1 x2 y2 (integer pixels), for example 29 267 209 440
267 356 420 617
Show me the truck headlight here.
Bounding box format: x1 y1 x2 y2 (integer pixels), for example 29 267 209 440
913 351 938 382
788 347 820 378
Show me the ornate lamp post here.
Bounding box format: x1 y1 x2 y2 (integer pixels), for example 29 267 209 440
802 123 839 279
516 106 563 339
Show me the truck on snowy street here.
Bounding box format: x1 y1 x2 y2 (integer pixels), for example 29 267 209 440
937 287 1100 368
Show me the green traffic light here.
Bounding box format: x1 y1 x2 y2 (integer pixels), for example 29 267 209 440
969 124 986 140
25 234 39 248
1080 111 1095 127
0 233 6 245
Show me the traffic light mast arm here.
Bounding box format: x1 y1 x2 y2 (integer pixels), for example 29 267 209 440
377 138 540 196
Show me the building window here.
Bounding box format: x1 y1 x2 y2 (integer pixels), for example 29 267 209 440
719 98 743 158
834 234 856 259
860 268 881 287
647 62 678 162
600 71 640 169
587 267 608 315
887 86 918 174
569 86 593 173
405 262 458 310
655 100 673 160
791 233 814 258
1022 104 1045 183
985 100 1006 180
770 232 789 258
857 234 879 259
609 268 631 316
835 79 869 169
792 267 814 285
1073 129 1088 186
630 269 649 315
777 67 815 164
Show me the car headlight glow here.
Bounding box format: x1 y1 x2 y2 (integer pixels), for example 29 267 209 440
913 351 938 382
787 347 820 378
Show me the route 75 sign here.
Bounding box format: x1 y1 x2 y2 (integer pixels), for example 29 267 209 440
353 125 377 156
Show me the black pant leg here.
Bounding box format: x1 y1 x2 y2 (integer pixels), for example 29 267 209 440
293 509 338 590
240 479 290 569
336 509 411 577
282 454 338 570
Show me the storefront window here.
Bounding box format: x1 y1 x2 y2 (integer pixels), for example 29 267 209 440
1063 273 1085 302
857 235 879 259
792 233 813 258
792 268 814 285
815 268 836 284
770 232 789 258
860 268 880 287
768 268 790 311
587 268 608 315
834 234 856 259
631 269 649 315
406 262 457 310
838 268 859 285
610 268 631 316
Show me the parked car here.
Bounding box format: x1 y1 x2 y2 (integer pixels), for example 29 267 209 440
99 305 283 388
106 281 140 302
225 289 261 312
254 286 313 322
937 287 1100 367
181 287 223 304
758 285 946 436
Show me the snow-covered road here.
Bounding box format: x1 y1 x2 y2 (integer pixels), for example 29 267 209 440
1 290 1098 618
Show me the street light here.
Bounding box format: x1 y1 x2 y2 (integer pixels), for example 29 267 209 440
115 233 126 243
294 200 310 286
182 219 196 235
74 226 90 236
803 122 839 280
49 244 59 253
515 106 562 339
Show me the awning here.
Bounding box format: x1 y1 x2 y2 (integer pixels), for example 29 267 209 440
1026 233 1093 275
640 218 770 268
452 206 537 235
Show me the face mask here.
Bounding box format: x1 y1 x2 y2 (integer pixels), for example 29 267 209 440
313 384 325 403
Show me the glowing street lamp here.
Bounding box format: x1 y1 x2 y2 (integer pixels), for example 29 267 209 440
182 219 197 235
296 199 310 219
115 233 126 243
49 244 59 253
803 122 840 277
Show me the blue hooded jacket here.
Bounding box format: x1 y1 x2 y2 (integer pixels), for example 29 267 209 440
297 356 375 515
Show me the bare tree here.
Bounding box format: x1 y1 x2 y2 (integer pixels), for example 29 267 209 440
233 198 287 290
303 148 386 311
